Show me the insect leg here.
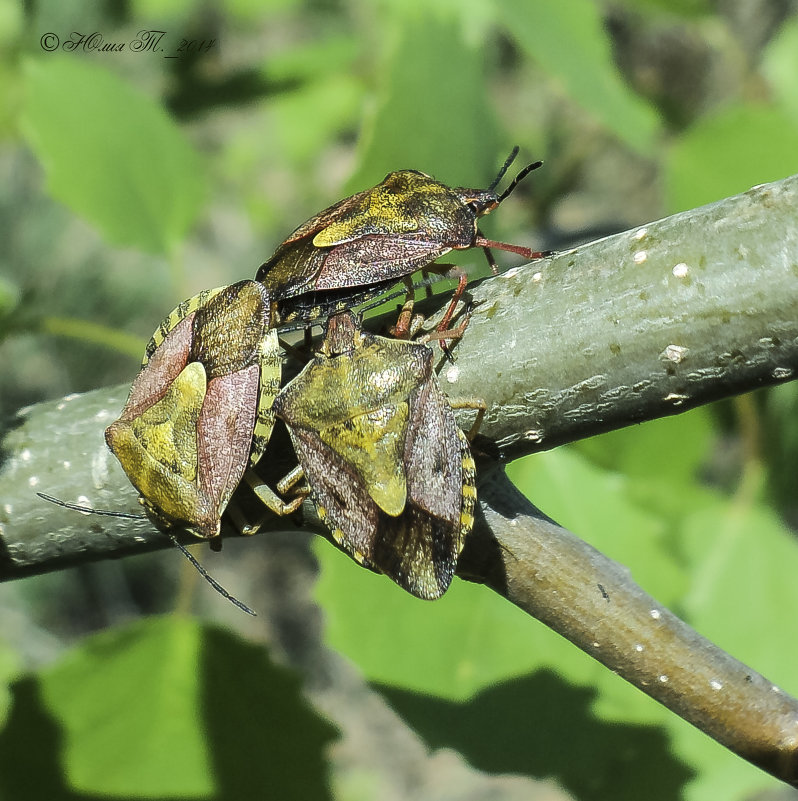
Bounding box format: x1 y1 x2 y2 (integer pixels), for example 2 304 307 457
426 264 469 346
389 277 421 339
473 235 552 261
449 397 487 441
236 470 307 536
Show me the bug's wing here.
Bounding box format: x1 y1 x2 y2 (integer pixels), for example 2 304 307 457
195 363 260 531
311 174 423 247
312 235 451 291
371 506 459 600
190 281 272 378
187 281 280 470
121 313 195 420
403 380 463 525
282 187 374 244
107 349 262 540
288 425 457 599
188 282 273 525
319 403 409 518
107 281 270 539
106 357 208 530
397 380 478 598
257 187 380 296
288 427 381 565
256 237 327 297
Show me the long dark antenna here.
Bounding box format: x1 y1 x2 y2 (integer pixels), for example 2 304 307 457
496 160 543 204
37 492 149 519
488 146 520 191
164 533 256 616
37 492 256 616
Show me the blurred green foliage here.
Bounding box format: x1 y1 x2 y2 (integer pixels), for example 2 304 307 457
0 617 336 799
2 0 798 799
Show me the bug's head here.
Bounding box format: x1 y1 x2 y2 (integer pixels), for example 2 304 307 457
321 309 361 358
454 147 544 219
453 187 503 217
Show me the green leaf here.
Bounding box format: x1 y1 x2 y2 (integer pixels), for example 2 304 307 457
574 406 713 483
375 675 695 801
0 639 21 730
497 0 661 154
572 407 721 526
0 275 21 321
762 382 798 518
0 0 23 137
678 488 798 687
263 34 360 84
652 483 798 801
270 74 364 165
317 546 564 699
665 103 798 213
21 56 207 254
131 0 205 20
614 0 711 16
762 16 798 131
2 617 337 799
40 617 211 797
508 448 688 605
349 9 501 190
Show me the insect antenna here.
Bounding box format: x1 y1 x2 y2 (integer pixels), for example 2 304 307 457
476 155 549 268
488 146 520 191
37 492 256 616
496 159 543 205
37 491 148 520
164 535 256 616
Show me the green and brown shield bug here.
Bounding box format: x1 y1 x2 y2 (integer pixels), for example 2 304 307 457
272 311 481 599
104 280 285 541
257 148 547 334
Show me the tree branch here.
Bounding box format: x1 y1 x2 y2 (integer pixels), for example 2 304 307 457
460 464 798 785
2 175 798 785
447 175 798 461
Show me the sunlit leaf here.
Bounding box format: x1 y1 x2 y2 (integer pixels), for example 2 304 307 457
11 617 337 798
0 640 20 730
762 16 798 131
497 0 661 154
21 57 207 254
666 104 798 213
350 8 500 189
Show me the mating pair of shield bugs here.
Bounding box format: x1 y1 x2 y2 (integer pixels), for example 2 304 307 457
103 284 481 599
95 150 546 601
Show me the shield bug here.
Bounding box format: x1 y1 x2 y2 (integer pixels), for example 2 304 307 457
257 147 547 334
272 311 480 599
105 280 286 541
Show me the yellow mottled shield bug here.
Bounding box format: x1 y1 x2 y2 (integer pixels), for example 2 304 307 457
272 311 481 599
105 280 287 540
258 148 547 333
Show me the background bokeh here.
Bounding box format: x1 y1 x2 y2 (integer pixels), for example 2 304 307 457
2 0 798 799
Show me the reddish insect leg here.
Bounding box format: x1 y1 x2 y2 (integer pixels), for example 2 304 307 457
434 265 468 336
390 277 421 339
474 235 552 262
